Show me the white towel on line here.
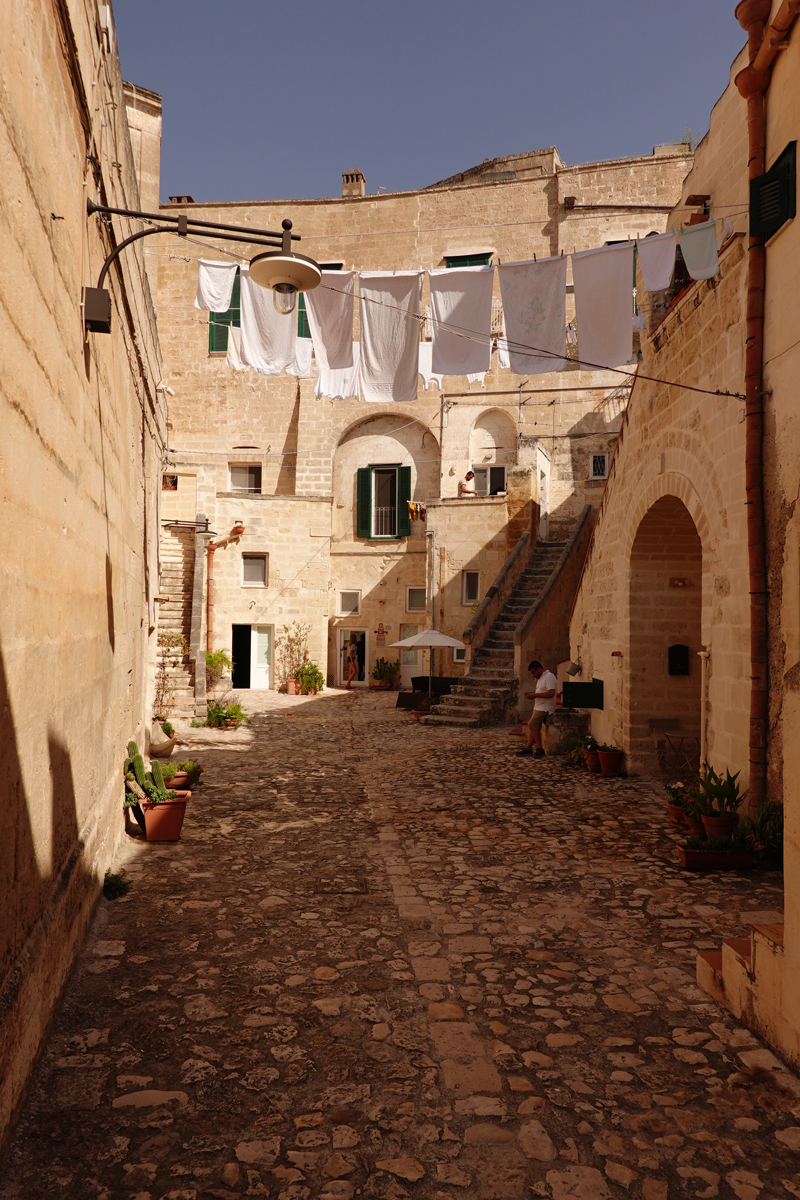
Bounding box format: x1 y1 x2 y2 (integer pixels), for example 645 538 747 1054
359 272 424 403
498 256 567 375
316 342 361 401
195 259 238 312
304 271 355 369
226 324 248 371
571 243 634 370
467 373 486 389
239 268 297 375
496 337 511 370
286 337 315 378
679 219 720 281
636 230 677 292
429 265 494 376
418 342 443 391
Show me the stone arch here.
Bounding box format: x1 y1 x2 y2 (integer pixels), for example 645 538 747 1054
469 408 518 468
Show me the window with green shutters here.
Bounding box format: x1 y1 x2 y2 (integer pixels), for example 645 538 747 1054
445 253 492 268
750 141 796 240
356 465 412 539
209 268 240 352
299 262 343 337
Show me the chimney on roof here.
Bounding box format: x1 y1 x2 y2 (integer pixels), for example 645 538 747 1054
342 169 365 198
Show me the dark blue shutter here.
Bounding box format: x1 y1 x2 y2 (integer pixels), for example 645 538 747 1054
397 466 412 536
356 468 372 538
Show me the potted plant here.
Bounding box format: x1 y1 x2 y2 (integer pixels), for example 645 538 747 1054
162 759 203 790
583 736 601 773
557 736 584 764
677 829 755 872
206 649 233 694
295 661 325 695
153 631 188 729
597 743 624 777
124 740 191 842
150 721 177 758
696 764 747 840
206 700 251 729
276 621 311 693
371 658 400 690
664 781 691 828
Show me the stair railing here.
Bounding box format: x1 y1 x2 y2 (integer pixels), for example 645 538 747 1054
462 530 532 671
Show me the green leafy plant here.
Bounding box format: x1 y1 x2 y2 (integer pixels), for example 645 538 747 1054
744 802 783 861
206 648 233 692
153 631 188 721
597 743 620 753
276 621 311 686
160 721 174 737
665 780 691 805
207 700 250 728
161 759 202 787
124 740 176 807
103 869 131 899
696 763 747 815
582 736 599 751
684 835 745 852
556 735 584 757
295 661 325 694
371 658 400 684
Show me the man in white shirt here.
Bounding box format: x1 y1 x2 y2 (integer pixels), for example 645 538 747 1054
458 470 477 497
517 659 557 758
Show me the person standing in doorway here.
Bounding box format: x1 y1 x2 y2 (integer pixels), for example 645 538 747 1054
517 660 557 758
346 633 358 689
459 470 477 497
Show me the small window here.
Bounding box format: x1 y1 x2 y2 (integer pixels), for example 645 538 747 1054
453 646 466 663
338 590 361 617
472 465 506 495
162 474 178 491
407 587 427 612
242 554 267 587
462 571 480 605
230 464 262 494
590 454 608 480
445 253 492 268
210 268 240 353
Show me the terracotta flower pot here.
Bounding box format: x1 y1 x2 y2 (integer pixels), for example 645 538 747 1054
686 815 707 839
142 792 191 842
168 771 189 789
666 801 689 829
678 845 754 872
411 710 426 721
701 813 739 840
224 718 238 729
287 680 299 695
597 749 623 777
584 749 601 774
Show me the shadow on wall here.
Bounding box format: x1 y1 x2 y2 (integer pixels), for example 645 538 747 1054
0 638 89 1155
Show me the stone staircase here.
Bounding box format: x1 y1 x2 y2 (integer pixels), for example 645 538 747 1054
423 538 568 728
157 525 196 718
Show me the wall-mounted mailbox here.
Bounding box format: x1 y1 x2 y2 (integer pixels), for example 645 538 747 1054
562 678 604 709
668 644 690 675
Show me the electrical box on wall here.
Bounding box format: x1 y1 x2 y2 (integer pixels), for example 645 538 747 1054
562 678 604 709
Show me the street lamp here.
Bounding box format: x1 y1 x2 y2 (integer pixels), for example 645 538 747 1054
249 219 322 315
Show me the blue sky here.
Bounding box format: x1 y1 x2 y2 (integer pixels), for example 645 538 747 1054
114 0 746 203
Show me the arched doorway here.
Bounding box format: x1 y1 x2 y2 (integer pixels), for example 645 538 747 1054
469 409 517 495
628 496 703 773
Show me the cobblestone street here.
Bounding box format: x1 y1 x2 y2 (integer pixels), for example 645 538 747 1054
4 690 799 1200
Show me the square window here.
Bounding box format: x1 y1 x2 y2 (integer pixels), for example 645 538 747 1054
472 465 506 495
406 587 427 612
462 572 480 605
242 554 267 587
162 474 178 491
590 454 608 480
338 590 361 617
453 646 466 663
230 464 262 493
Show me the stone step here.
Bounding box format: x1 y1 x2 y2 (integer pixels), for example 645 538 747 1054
420 711 481 727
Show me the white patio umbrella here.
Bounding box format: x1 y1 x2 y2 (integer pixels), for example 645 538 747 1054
390 628 465 695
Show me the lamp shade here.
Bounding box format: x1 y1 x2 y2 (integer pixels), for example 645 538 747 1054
249 251 321 294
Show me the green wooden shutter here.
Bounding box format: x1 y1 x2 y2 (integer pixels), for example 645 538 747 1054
356 468 372 538
209 269 241 352
298 293 311 339
445 253 491 268
397 466 412 537
750 141 796 239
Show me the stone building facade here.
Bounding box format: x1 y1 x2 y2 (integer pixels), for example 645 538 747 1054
154 145 691 706
0 0 166 1144
569 1 800 1070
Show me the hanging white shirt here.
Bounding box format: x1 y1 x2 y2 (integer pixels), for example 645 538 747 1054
239 268 297 375
498 256 567 375
225 324 248 371
195 259 238 312
679 219 720 281
636 230 677 292
286 337 315 378
304 271 355 370
359 271 424 403
429 265 494 377
571 243 634 370
316 342 361 401
496 337 511 370
418 342 443 391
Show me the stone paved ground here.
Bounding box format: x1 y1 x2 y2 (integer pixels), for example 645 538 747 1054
3 690 800 1200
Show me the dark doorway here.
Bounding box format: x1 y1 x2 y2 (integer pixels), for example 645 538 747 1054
231 624 251 688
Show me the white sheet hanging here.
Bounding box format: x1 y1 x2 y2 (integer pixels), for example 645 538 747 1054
315 342 361 401
239 268 297 375
498 256 567 375
467 373 486 389
195 259 238 312
679 219 720 281
226 324 248 371
359 271 424 403
571 243 634 370
304 271 355 370
429 265 494 376
418 342 443 391
496 337 510 370
636 230 677 292
286 337 315 378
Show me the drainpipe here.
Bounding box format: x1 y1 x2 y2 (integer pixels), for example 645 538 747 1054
206 522 245 654
698 649 711 763
734 0 798 808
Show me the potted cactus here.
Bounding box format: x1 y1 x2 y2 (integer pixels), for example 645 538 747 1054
124 740 191 841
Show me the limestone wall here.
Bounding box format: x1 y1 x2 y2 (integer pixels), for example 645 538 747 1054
0 0 164 1146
